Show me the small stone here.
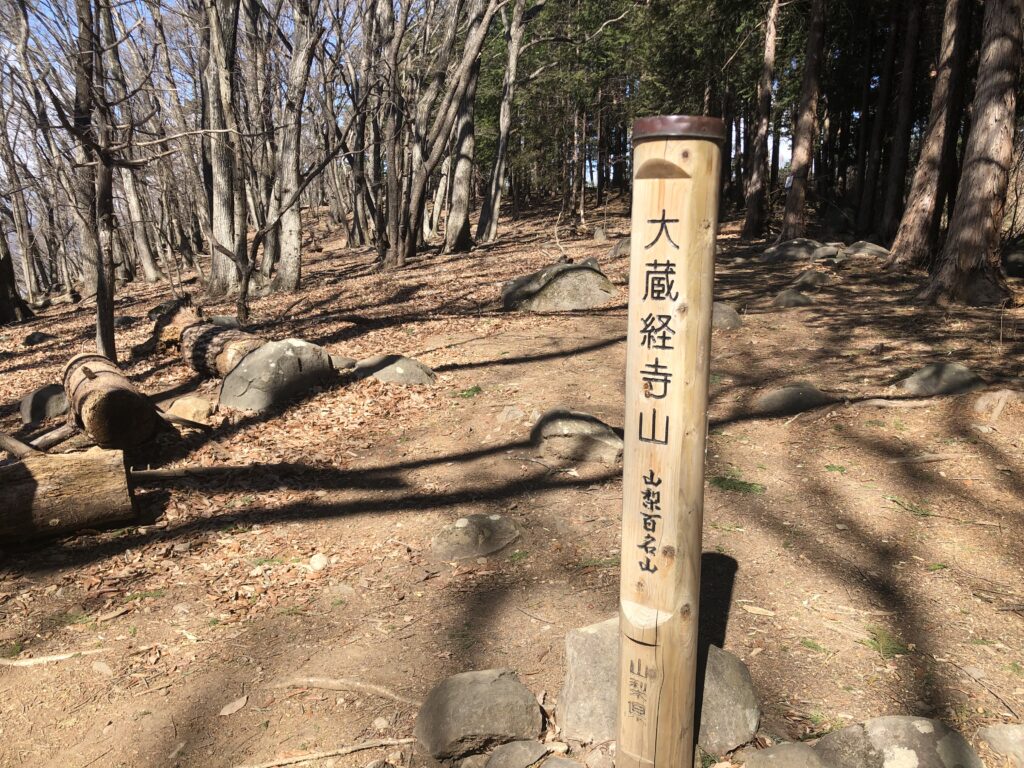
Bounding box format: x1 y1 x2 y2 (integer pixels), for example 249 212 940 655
543 759 583 768
712 302 743 330
979 724 1024 767
897 363 983 397
609 237 631 259
502 259 616 313
310 553 330 571
414 669 542 761
753 382 835 416
485 740 548 768
815 716 982 768
791 269 832 290
772 288 815 308
533 410 623 466
593 225 608 242
19 384 69 425
167 395 214 424
373 716 390 731
330 354 357 371
355 355 436 386
22 331 56 346
811 245 840 261
92 661 114 677
744 742 829 767
698 645 761 756
431 514 520 561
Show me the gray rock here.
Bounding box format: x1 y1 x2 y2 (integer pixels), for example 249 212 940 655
330 354 357 371
559 617 618 743
415 669 542 761
461 756 491 768
559 617 759 756
815 717 982 768
593 226 608 243
502 259 616 313
762 238 824 263
897 363 983 396
542 759 583 768
533 410 623 465
219 338 334 413
430 514 521 561
1004 249 1024 278
792 270 832 290
753 382 835 416
209 314 242 329
355 355 436 386
22 331 55 346
20 384 69 425
842 240 890 259
812 245 840 261
485 741 548 768
713 302 743 330
772 289 815 308
167 395 214 423
698 645 761 757
114 315 138 328
610 237 631 259
744 743 830 768
582 748 614 768
979 724 1024 767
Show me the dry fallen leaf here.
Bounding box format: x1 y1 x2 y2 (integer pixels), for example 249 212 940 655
741 605 776 617
218 695 248 716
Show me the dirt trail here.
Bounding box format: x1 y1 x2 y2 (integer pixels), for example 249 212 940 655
0 208 1022 767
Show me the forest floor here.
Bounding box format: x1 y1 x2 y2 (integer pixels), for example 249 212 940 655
1 201 1023 768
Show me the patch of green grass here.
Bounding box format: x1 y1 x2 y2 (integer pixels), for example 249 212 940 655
252 557 282 566
508 550 529 563
331 598 347 607
926 562 948 572
0 641 23 658
698 750 717 768
893 419 907 432
454 385 483 398
710 373 725 387
1008 661 1024 677
865 419 886 428
710 475 766 494
208 618 221 626
861 626 910 659
278 606 306 616
825 464 847 474
577 555 619 569
801 638 827 653
62 609 92 626
969 637 994 646
886 496 933 517
125 589 166 602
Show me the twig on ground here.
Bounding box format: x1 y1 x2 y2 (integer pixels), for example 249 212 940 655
233 738 416 768
30 423 78 451
516 605 557 625
273 677 421 707
947 660 1021 719
0 648 106 667
856 398 939 408
885 453 957 465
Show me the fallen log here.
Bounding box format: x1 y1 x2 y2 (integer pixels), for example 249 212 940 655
0 441 134 543
180 322 265 378
63 354 159 449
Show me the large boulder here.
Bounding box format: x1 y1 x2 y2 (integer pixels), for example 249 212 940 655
415 670 543 762
20 384 69 425
978 724 1024 767
815 717 982 768
532 410 623 465
792 269 832 290
897 362 983 397
713 302 743 330
762 239 824 263
743 743 830 768
355 354 436 386
502 259 616 313
219 339 334 413
558 617 759 756
842 240 890 259
772 289 815 308
753 382 835 416
430 514 521 561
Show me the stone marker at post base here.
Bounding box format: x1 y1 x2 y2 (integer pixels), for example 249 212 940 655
485 740 549 768
618 114 725 768
501 258 616 313
742 742 829 768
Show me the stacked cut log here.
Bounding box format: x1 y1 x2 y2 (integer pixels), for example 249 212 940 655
63 353 159 449
0 435 133 543
180 323 265 378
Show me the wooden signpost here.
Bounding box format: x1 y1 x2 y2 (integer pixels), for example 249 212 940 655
618 115 725 768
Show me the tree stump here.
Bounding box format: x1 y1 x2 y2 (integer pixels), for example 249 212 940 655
0 447 133 542
63 353 159 449
180 323 265 379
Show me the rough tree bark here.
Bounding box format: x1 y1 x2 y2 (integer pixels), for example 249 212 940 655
778 0 825 241
0 225 34 324
879 0 924 242
922 0 1023 305
444 58 481 253
180 323 265 378
63 353 159 449
742 0 781 239
887 0 971 270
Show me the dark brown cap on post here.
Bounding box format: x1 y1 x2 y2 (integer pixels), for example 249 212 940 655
633 115 727 144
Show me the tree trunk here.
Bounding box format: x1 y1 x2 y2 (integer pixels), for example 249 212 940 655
770 107 782 195
180 322 265 378
0 224 34 324
888 0 971 270
856 8 900 234
445 58 481 253
63 353 159 449
922 0 1023 305
742 0 781 239
879 0 924 242
779 0 825 241
0 447 133 543
476 0 528 243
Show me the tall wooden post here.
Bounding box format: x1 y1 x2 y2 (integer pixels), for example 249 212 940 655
618 116 724 768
